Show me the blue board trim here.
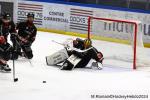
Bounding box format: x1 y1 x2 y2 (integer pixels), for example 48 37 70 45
25 0 150 14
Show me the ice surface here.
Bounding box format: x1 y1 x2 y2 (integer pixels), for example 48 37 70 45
0 32 150 100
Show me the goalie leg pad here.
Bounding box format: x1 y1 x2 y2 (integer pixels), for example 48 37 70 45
46 48 69 66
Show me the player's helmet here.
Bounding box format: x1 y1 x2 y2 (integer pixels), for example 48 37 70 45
84 39 92 49
2 13 11 20
27 13 34 18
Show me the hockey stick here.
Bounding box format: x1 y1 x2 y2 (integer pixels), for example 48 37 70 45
51 40 65 46
52 40 72 51
13 54 18 82
52 40 94 52
12 42 18 82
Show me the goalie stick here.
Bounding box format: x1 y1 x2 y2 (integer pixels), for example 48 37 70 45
51 40 64 46
51 40 72 50
52 40 94 52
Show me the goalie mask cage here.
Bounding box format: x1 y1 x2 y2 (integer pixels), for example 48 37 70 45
87 16 150 69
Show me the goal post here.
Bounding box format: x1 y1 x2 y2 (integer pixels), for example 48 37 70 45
87 16 149 69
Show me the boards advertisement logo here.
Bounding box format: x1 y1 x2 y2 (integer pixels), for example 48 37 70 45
43 10 68 23
103 22 150 36
42 4 69 30
70 8 93 31
17 3 43 26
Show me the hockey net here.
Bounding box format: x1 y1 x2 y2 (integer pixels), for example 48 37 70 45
88 17 150 69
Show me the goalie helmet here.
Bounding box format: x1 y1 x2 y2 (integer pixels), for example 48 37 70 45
84 38 92 49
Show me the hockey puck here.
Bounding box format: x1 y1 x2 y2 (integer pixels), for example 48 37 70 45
43 81 46 83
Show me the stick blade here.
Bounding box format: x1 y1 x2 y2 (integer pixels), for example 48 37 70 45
14 78 18 82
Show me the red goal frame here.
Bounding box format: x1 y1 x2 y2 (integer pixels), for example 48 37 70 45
87 16 138 69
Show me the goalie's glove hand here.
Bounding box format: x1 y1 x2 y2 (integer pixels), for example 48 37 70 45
98 57 104 64
96 52 104 64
